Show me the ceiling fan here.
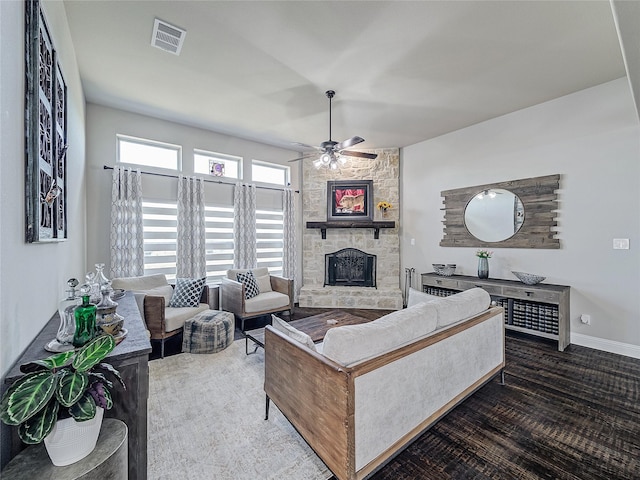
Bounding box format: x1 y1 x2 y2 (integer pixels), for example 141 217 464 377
289 90 377 170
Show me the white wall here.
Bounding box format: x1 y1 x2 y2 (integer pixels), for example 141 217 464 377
0 1 86 377
401 78 640 352
85 104 302 281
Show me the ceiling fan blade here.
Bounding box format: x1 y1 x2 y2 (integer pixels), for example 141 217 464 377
288 154 317 162
292 142 322 151
340 150 377 160
334 136 364 151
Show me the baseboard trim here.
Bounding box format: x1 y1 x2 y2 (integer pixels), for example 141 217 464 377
571 333 640 359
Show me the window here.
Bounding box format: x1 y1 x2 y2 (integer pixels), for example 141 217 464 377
117 135 181 170
142 200 235 284
256 208 284 276
194 150 241 179
252 160 289 186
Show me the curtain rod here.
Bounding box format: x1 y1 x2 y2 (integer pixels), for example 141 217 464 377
102 165 299 193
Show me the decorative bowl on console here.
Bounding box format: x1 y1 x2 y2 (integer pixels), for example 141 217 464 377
433 264 456 277
512 271 545 285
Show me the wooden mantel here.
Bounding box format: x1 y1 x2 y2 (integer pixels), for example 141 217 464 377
306 221 396 239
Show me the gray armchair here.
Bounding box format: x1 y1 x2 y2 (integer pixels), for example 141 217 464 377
220 267 293 331
111 274 210 358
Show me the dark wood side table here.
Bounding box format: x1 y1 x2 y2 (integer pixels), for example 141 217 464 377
1 419 128 479
3 292 151 479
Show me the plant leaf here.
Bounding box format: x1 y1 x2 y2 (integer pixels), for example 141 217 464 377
73 335 115 372
88 382 112 410
56 370 88 407
0 371 56 425
18 400 59 444
96 362 126 390
20 351 75 373
68 392 96 421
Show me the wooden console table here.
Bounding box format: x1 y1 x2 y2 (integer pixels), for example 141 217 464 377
3 292 151 480
421 273 570 351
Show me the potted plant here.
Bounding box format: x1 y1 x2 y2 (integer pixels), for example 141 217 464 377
0 335 125 465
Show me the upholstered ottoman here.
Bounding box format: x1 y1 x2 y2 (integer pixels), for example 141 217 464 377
182 310 234 354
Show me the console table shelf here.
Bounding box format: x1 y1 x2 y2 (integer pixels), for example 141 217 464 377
421 273 570 351
306 221 395 239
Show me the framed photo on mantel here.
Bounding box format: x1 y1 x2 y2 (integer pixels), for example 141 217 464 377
327 180 373 222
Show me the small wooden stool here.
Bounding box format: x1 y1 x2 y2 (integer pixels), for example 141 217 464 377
182 310 234 354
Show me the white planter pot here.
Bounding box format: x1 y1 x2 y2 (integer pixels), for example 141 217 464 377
44 407 104 466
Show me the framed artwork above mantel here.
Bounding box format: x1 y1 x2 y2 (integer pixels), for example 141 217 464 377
327 180 373 222
25 0 68 243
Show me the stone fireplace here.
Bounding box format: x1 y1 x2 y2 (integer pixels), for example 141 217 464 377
325 248 376 287
299 148 403 310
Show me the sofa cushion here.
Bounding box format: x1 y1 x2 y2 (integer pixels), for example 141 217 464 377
169 277 207 307
433 287 490 328
271 315 316 351
112 274 168 292
407 287 440 308
141 284 175 303
254 273 272 292
244 291 290 314
164 303 210 332
322 301 439 366
236 271 260 299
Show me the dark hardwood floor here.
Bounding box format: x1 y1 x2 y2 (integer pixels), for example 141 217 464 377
365 332 639 480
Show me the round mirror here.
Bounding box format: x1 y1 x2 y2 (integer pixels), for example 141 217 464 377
464 189 524 242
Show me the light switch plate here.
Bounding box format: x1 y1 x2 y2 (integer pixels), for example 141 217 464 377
613 238 630 250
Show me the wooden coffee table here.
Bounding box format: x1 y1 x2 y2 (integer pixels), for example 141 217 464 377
244 310 372 355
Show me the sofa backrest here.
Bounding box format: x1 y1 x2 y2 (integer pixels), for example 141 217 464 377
112 274 169 292
322 287 491 366
226 267 269 281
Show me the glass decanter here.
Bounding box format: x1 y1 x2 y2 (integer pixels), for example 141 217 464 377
73 284 97 348
57 278 80 345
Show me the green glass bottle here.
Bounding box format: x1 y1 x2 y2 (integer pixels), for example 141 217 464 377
73 293 97 348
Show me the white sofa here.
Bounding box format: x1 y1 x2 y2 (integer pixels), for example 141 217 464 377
264 287 505 480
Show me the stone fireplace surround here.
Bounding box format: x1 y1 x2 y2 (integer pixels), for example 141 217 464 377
299 149 403 310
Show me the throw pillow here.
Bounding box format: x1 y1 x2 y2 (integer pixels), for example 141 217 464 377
271 315 316 351
254 273 272 293
168 277 206 308
236 271 260 299
407 287 440 308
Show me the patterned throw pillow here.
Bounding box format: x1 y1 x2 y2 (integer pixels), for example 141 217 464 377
168 277 207 308
236 271 260 300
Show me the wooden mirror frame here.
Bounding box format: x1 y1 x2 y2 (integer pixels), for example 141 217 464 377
440 174 560 249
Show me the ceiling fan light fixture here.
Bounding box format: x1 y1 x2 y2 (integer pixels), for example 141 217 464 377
320 153 332 165
329 160 339 170
337 155 347 165
313 158 323 169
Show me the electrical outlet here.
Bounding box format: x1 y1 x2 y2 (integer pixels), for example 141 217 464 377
613 238 630 250
580 314 591 325
410 238 415 246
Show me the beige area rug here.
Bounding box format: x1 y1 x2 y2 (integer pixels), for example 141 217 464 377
147 340 332 480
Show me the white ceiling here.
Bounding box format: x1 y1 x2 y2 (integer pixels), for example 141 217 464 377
63 1 627 152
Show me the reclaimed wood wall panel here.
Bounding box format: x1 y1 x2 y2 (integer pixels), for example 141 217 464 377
440 174 560 249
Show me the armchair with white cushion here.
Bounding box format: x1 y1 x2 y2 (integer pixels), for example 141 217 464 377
220 267 293 331
111 274 210 358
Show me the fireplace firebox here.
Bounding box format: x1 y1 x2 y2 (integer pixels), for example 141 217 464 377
325 248 376 287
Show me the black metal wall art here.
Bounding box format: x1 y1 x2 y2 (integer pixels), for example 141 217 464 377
25 0 68 242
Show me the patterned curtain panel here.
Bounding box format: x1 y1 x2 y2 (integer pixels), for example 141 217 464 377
233 183 257 269
110 166 144 278
176 176 206 278
282 188 297 299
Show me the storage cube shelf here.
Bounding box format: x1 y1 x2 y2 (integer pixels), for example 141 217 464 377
422 273 570 351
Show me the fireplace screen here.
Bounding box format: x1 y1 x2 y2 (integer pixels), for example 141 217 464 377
325 248 376 287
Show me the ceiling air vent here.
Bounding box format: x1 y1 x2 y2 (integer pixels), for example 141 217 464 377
151 18 186 55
